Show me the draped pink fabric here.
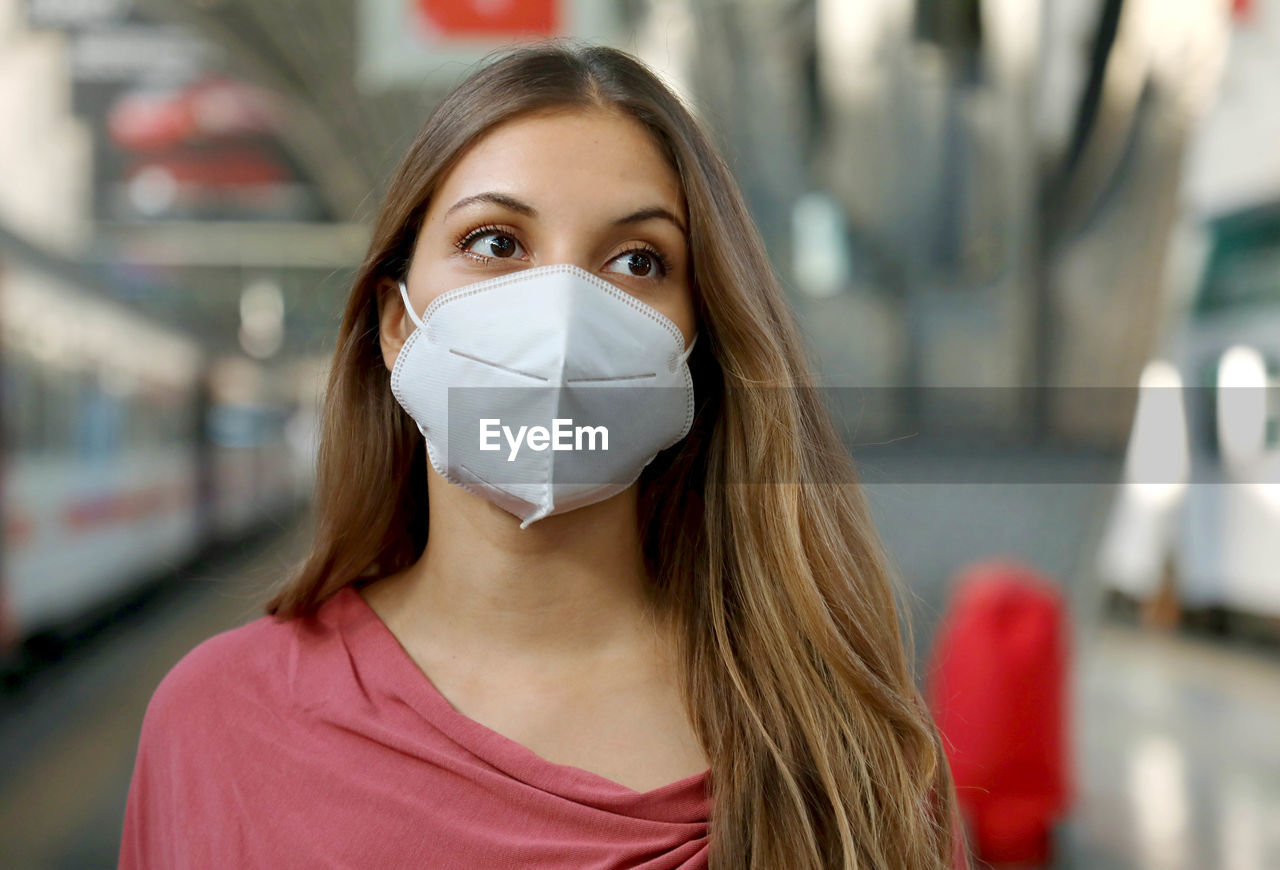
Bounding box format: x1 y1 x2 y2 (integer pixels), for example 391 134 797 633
119 583 711 869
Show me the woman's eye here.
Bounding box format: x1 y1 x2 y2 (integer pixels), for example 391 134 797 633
463 231 524 259
605 250 667 279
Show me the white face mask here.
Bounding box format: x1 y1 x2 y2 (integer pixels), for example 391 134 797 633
391 263 697 528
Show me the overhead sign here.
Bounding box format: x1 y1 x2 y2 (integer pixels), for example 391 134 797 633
357 0 617 91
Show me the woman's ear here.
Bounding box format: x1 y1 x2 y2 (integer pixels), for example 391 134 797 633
377 276 413 372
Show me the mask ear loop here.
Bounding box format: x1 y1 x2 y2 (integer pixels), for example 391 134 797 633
397 279 424 331
678 333 698 365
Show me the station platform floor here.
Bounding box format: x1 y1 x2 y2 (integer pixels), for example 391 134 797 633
1 508 1277 869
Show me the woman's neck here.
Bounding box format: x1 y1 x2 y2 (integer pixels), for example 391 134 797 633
370 472 666 666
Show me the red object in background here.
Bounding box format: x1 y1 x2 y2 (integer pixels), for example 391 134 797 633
108 91 194 151
1233 0 1252 19
415 0 559 37
927 559 1072 867
108 78 279 152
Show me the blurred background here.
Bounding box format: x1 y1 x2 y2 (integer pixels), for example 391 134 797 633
1 0 1277 867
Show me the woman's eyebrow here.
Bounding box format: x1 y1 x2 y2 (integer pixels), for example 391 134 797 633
444 192 687 237
613 207 687 237
445 192 537 218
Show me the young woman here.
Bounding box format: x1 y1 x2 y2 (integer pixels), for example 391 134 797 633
121 42 967 870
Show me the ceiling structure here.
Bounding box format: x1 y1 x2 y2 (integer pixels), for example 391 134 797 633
132 0 440 221
102 0 456 361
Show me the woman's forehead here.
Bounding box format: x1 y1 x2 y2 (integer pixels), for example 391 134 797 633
430 108 686 220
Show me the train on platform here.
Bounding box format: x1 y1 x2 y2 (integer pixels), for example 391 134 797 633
0 227 313 668
1098 200 1280 632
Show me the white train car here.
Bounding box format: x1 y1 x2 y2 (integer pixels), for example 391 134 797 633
0 247 205 652
0 233 311 664
1098 202 1280 625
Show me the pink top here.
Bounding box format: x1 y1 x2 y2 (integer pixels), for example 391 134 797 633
118 583 711 869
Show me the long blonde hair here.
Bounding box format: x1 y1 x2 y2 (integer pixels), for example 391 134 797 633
265 41 963 870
